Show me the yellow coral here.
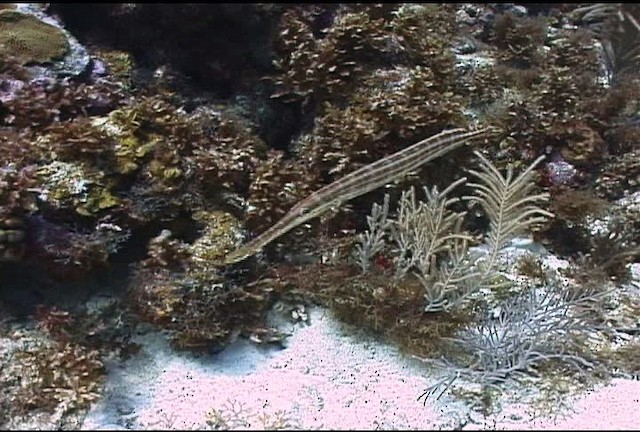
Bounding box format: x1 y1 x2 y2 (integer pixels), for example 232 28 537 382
36 161 121 216
0 10 69 64
189 210 244 267
94 48 134 81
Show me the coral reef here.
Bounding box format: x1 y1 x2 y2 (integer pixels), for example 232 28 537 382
227 128 490 264
245 149 313 234
126 211 277 351
191 108 265 199
1 3 640 427
248 4 474 252
271 7 391 103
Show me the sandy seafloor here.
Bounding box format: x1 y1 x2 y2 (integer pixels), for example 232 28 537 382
80 304 640 430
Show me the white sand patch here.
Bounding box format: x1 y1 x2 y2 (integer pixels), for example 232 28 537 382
82 306 454 430
478 379 640 430
81 305 640 430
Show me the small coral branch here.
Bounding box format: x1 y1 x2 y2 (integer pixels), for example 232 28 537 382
354 193 390 273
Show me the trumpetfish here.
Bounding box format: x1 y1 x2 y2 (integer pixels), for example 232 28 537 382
225 126 494 264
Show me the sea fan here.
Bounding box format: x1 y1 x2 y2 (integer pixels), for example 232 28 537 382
353 150 553 312
422 150 552 311
464 151 553 285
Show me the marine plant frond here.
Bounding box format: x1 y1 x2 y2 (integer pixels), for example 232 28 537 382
465 151 553 278
416 281 608 402
354 193 391 273
389 177 471 284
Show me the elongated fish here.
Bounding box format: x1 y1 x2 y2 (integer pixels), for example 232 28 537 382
225 127 493 264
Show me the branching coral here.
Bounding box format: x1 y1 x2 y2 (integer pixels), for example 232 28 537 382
0 54 122 270
460 5 639 193
1 77 123 131
355 65 466 139
271 3 460 119
76 96 247 228
40 117 118 165
492 28 607 161
276 62 467 235
417 282 607 401
91 48 134 89
0 329 105 418
1 7 638 416
191 108 264 198
390 3 457 71
95 96 199 179
354 150 552 312
271 7 391 104
245 149 314 234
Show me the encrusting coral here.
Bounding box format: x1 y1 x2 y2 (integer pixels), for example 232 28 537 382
0 9 69 64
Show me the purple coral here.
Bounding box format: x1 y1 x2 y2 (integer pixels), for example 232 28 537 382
0 78 25 103
543 154 578 186
24 215 105 280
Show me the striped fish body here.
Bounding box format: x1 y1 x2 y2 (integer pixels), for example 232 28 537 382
224 127 493 264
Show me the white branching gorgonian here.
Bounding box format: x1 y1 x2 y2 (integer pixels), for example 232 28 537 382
416 282 608 402
354 194 391 273
354 150 553 312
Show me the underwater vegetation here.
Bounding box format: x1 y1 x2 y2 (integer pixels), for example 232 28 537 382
571 3 640 83
417 282 608 402
219 1 640 409
0 3 640 426
354 150 553 313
